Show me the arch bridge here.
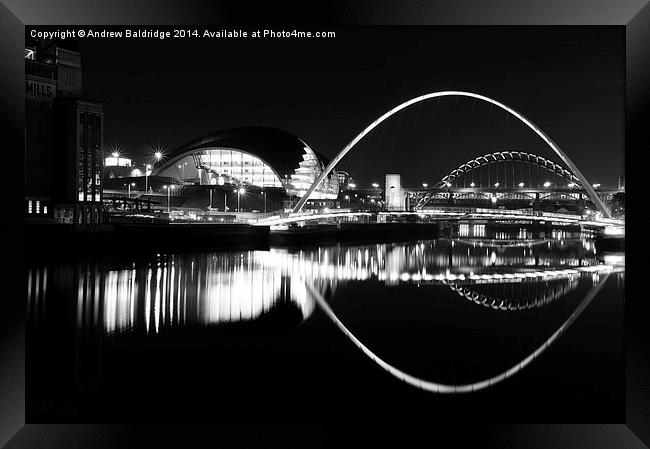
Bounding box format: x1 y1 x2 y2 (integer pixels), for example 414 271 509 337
291 91 611 218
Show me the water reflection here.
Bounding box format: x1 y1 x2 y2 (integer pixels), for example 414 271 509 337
307 271 613 393
27 236 624 394
27 238 618 336
102 253 319 335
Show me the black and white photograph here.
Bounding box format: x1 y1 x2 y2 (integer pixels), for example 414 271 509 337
2 1 649 447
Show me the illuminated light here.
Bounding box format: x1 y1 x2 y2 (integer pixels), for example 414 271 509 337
470 182 475 187
112 151 120 158
494 182 499 188
603 254 625 266
372 183 380 188
217 176 225 186
518 182 524 188
544 181 551 188
423 183 429 188
238 187 246 195
348 183 356 189
210 177 217 185
154 151 163 161
604 226 624 236
491 196 497 204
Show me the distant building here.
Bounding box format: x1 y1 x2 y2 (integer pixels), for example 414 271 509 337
25 39 104 225
151 127 339 212
385 173 403 211
103 155 134 179
337 171 351 189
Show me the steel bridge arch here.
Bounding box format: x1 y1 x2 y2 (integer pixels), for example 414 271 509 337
292 91 610 218
436 151 580 188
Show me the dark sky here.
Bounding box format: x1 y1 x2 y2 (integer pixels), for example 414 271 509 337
72 26 623 188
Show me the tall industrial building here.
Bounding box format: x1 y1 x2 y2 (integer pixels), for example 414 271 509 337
385 173 403 211
25 39 104 225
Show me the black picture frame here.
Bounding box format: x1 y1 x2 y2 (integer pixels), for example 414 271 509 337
0 1 647 446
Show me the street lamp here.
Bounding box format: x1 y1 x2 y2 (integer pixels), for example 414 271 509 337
518 182 525 188
543 181 551 188
422 182 429 188
145 164 152 193
154 151 163 163
494 182 500 188
164 185 174 214
237 187 246 212
178 162 187 179
470 182 475 188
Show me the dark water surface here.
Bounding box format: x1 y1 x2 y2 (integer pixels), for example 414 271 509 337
26 234 625 422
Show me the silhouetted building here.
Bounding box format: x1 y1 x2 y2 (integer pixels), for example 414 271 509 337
25 49 56 221
25 38 104 225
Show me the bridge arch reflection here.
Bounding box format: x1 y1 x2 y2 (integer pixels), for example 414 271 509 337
305 269 614 393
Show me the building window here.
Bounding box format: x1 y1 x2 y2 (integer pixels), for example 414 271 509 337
35 200 40 213
27 200 33 214
43 205 48 215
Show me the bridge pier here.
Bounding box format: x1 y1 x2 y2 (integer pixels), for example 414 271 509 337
576 194 585 215
533 192 541 211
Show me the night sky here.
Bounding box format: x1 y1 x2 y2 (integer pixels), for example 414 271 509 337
69 26 623 188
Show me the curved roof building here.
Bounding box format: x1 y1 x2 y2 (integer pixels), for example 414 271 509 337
153 127 339 199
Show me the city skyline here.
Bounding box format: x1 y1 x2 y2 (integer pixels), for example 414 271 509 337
59 26 626 188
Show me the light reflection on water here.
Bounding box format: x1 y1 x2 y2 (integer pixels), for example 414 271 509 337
27 237 619 338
